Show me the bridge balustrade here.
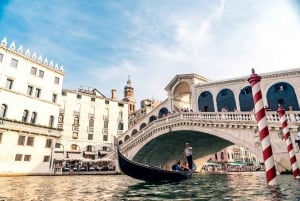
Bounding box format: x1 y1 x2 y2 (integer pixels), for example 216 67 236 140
120 111 300 152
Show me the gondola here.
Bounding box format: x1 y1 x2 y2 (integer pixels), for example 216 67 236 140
117 148 193 183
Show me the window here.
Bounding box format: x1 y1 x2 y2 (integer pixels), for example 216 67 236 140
87 145 93 152
54 76 60 84
88 134 93 140
22 110 29 122
6 79 13 89
104 120 108 129
27 136 34 146
72 132 78 139
24 155 31 161
103 135 108 141
58 114 64 123
91 97 95 102
18 135 26 145
89 119 94 127
0 133 2 143
77 94 81 99
62 91 67 96
43 155 50 162
15 154 22 161
35 88 41 98
74 117 79 125
10 58 18 68
0 53 3 62
71 144 78 151
45 139 52 148
31 112 37 124
38 70 44 78
31 67 37 75
52 94 57 103
27 85 33 95
49 115 54 127
1 104 7 118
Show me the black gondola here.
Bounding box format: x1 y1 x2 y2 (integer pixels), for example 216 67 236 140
117 148 193 183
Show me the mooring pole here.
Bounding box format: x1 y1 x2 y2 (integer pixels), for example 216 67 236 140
277 106 300 179
248 68 277 185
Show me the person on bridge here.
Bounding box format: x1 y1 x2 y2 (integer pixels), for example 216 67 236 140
184 143 193 170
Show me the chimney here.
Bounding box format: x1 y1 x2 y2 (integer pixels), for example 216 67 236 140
111 89 117 100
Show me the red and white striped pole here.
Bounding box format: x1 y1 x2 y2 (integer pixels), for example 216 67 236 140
277 106 300 179
248 68 277 185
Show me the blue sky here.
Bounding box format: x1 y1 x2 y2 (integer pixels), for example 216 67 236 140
1 0 300 107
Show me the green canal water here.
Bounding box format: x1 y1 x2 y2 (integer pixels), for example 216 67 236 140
0 172 299 200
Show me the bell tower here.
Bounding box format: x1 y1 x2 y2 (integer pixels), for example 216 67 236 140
123 76 136 113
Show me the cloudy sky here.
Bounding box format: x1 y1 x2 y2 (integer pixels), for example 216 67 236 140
1 0 300 107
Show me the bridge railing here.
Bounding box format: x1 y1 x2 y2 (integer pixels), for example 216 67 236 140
120 111 300 145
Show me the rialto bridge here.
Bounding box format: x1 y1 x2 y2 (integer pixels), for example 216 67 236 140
118 68 300 172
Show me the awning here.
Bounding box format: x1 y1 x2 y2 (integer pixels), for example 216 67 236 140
95 158 113 162
228 161 246 166
68 153 83 160
53 153 65 161
84 151 97 155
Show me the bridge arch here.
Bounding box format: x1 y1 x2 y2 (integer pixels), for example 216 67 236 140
216 88 237 112
158 107 169 118
131 129 138 137
239 85 254 111
172 81 192 111
149 115 157 123
266 82 300 111
198 91 215 112
139 122 147 130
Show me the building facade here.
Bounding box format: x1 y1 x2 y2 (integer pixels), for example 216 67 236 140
0 37 130 175
54 87 128 164
0 37 64 175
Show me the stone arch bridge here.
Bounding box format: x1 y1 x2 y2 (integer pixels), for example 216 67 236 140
118 69 300 172
119 111 300 172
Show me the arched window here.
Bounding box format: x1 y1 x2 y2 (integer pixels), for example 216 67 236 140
58 114 64 123
89 119 94 127
49 115 55 127
22 110 29 122
216 88 236 112
131 129 138 136
124 135 130 141
149 115 157 123
139 123 146 130
0 104 7 118
239 86 254 111
31 112 37 124
198 91 215 112
118 122 124 130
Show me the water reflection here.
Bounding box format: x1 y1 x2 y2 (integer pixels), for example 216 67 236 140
0 173 299 200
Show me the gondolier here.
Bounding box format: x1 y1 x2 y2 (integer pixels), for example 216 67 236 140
184 143 193 170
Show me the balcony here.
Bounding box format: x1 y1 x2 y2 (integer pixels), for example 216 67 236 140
0 118 61 137
102 128 108 134
73 111 80 117
88 113 95 119
72 124 79 131
87 126 94 133
72 132 78 139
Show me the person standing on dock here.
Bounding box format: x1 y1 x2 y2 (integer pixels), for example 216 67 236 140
184 143 193 170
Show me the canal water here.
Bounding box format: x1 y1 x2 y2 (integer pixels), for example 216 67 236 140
0 172 299 200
